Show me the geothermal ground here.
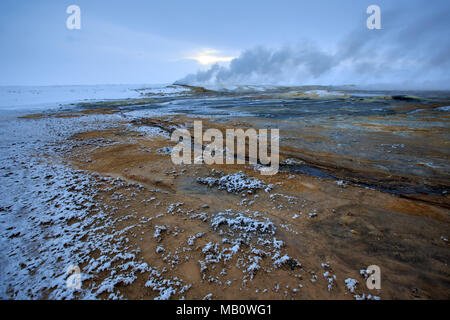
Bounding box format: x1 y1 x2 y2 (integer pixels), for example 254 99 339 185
0 85 449 299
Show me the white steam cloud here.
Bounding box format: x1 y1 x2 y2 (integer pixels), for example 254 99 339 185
176 6 450 89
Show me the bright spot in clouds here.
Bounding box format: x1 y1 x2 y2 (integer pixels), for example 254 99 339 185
188 49 235 65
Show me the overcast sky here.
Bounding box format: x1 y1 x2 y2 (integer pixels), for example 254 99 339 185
0 0 449 87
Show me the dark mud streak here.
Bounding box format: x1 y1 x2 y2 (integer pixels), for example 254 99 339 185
279 154 449 204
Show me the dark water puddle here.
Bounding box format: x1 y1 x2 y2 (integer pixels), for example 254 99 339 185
280 164 336 179
279 163 448 197
354 182 448 196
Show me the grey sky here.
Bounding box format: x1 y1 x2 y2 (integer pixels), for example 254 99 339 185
0 0 449 87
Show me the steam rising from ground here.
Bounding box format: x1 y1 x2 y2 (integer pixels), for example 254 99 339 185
176 6 450 89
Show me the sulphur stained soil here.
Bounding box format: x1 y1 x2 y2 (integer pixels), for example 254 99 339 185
1 85 449 300
61 113 449 300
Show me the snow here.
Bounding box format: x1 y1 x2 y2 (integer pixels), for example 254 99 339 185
202 293 213 300
156 246 165 253
131 125 170 138
187 232 204 246
197 171 266 194
354 293 381 300
0 84 193 111
0 112 154 299
210 211 275 236
303 90 346 97
135 85 191 97
273 254 300 269
145 268 190 300
308 211 318 218
345 278 358 293
183 209 301 282
0 85 145 111
154 225 169 241
407 108 425 114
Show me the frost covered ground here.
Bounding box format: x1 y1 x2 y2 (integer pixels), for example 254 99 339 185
0 85 449 300
0 110 155 298
0 109 383 299
0 84 193 112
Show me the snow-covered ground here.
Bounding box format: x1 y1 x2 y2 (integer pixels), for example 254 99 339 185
0 111 153 299
0 83 201 299
0 85 147 111
0 84 192 112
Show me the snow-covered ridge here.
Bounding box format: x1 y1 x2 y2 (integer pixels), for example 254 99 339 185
0 84 190 111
